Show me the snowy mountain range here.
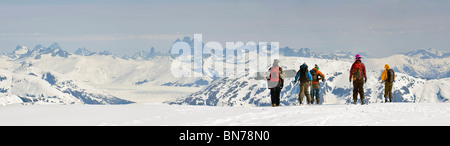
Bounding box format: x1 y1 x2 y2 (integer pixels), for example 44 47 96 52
279 47 369 60
1 39 449 106
10 43 69 60
402 48 450 59
0 60 133 106
170 57 450 106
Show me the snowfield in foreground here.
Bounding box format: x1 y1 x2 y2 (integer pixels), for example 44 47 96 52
0 103 449 126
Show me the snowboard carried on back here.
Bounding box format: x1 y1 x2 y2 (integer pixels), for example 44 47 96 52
253 69 297 80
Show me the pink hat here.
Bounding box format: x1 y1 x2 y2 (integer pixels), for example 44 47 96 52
355 54 361 60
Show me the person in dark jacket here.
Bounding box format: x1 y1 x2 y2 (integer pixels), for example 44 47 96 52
294 63 312 105
349 54 367 105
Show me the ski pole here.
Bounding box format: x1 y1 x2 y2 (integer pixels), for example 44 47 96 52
323 80 327 104
348 80 352 104
392 80 395 102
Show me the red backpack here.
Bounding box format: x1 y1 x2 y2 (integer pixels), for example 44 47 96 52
353 63 363 80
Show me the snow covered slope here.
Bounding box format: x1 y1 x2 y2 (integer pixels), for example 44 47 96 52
171 56 450 106
366 54 450 79
402 48 450 59
0 103 449 126
7 43 210 87
0 51 210 105
0 61 133 106
28 54 211 87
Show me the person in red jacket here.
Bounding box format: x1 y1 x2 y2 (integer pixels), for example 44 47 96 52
349 54 367 105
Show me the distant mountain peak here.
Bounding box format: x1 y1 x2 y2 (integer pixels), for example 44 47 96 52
9 43 69 59
74 48 94 56
33 44 44 51
48 42 61 50
130 47 157 60
13 45 29 55
403 48 448 59
98 50 112 56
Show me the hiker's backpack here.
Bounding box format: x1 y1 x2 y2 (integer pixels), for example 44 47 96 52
270 66 280 82
386 69 395 82
353 63 363 80
299 65 309 82
310 69 318 82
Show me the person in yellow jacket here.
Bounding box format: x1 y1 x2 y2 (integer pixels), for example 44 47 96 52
381 64 395 102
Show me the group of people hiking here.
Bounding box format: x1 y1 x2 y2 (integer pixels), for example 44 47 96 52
292 63 325 105
267 54 396 107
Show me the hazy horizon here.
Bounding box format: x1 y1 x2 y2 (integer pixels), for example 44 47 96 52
1 0 450 57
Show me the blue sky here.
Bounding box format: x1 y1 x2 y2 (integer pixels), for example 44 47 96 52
1 0 449 57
